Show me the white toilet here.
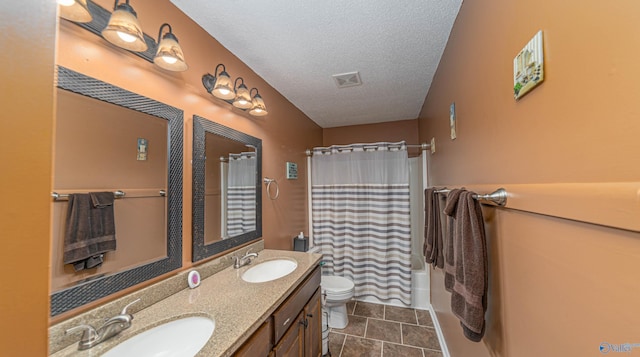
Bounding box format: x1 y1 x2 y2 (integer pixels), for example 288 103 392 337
321 275 355 329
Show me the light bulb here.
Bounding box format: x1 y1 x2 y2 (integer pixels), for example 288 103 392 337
219 88 230 95
58 0 75 6
161 55 178 64
117 31 137 43
238 99 249 105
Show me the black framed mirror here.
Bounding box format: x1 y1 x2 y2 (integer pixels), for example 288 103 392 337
192 115 262 261
51 66 183 316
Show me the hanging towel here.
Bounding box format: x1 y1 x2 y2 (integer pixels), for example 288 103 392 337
63 192 117 271
443 189 488 342
423 188 444 268
443 188 463 292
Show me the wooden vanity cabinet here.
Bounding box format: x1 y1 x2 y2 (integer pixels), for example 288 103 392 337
304 289 322 357
273 311 304 357
235 266 322 357
234 318 274 357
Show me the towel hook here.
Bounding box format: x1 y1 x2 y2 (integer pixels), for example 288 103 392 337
264 177 279 200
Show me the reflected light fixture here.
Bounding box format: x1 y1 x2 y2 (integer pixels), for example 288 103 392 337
153 23 188 71
232 78 253 109
102 0 148 52
58 0 93 23
249 88 268 116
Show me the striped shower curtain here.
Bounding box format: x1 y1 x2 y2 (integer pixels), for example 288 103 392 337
226 152 256 237
312 142 412 305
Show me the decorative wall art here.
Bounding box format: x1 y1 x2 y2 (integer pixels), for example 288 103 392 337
514 30 544 100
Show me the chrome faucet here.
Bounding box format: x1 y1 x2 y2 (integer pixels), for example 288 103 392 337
65 299 140 350
233 250 259 269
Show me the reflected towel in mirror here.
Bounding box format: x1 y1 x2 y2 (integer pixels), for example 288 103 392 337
63 192 116 271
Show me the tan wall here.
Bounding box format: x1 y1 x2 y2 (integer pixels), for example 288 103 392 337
0 1 57 355
323 119 419 147
52 0 321 319
418 1 640 356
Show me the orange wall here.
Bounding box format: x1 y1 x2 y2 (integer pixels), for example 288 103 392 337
0 1 57 355
419 1 640 356
323 119 419 147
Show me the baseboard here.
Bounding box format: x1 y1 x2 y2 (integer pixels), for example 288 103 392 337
428 306 451 357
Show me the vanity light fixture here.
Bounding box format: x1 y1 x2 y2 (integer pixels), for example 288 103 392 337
102 0 148 52
202 64 235 100
232 78 253 109
249 88 268 116
58 0 93 23
153 23 188 72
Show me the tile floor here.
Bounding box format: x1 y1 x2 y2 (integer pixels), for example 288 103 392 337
326 301 443 357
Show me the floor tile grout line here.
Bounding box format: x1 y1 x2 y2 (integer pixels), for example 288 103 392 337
363 316 369 339
338 333 346 357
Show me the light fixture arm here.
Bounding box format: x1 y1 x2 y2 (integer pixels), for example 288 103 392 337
234 77 245 91
215 63 226 77
157 23 172 43
250 88 259 98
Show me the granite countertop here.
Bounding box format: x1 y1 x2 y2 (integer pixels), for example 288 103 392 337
51 249 322 357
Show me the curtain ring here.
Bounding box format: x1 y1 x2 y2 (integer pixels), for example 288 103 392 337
263 177 279 200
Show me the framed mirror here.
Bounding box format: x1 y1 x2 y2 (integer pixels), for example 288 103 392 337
51 66 183 316
192 115 262 261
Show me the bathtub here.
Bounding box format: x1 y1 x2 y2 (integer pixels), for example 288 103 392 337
411 254 430 310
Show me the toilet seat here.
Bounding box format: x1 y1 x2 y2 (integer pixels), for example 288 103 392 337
321 275 355 298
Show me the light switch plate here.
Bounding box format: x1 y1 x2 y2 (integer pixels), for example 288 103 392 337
137 138 148 161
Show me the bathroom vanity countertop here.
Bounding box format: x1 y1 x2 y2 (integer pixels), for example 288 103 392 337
51 249 322 357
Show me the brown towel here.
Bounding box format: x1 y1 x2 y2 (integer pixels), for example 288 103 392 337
443 189 488 342
443 188 463 292
63 192 117 271
423 188 444 268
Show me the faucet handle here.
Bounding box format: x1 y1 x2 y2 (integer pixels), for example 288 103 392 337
65 324 98 343
120 298 141 315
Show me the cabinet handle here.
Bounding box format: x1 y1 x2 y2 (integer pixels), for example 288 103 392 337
306 313 313 318
299 319 308 328
283 318 291 326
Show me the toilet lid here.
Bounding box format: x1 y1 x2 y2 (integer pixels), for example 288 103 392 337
321 275 355 293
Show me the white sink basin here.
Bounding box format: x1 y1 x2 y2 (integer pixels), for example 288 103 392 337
102 316 214 357
242 259 298 283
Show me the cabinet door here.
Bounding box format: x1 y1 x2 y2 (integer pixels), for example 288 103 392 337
234 318 273 357
274 311 305 357
304 289 322 357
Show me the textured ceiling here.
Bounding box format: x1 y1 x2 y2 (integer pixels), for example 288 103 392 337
171 0 462 128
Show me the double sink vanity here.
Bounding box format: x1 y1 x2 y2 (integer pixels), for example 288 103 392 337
50 246 322 357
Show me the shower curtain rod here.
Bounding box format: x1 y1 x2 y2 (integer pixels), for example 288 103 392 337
305 142 431 156
434 188 508 207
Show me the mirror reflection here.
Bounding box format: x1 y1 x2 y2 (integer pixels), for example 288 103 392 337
52 89 168 291
204 133 257 243
51 66 183 316
193 115 262 262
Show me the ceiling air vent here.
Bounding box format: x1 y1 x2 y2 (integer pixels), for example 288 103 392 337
332 71 362 88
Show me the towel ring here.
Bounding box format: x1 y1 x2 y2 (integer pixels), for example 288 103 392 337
264 177 279 200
